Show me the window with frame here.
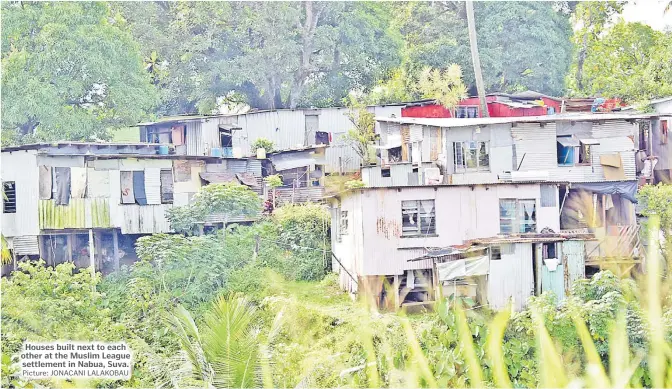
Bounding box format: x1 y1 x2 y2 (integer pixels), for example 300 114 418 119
542 242 557 259
490 245 502 260
456 106 479 118
339 210 349 236
401 200 436 237
499 199 536 234
578 141 592 165
3 181 16 213
160 169 174 204
453 141 489 172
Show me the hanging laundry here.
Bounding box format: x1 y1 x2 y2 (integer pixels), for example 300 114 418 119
39 166 52 200
133 171 147 205
604 194 615 211
53 167 71 205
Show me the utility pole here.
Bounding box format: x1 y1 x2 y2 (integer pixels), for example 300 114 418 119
466 0 489 118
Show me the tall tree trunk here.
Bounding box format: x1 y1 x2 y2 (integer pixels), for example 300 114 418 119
288 1 322 108
465 1 489 118
576 33 587 91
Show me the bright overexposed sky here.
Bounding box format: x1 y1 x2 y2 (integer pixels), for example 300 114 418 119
622 0 672 31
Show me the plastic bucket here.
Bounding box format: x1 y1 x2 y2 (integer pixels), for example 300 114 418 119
158 145 169 155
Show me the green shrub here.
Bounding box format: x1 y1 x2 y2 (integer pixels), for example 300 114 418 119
250 138 275 154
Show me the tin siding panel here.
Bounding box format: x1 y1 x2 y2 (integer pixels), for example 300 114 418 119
542 262 565 302
1 151 39 237
592 121 637 139
145 168 162 205
13 235 39 255
87 169 110 198
511 123 557 172
488 243 534 311
563 240 585 290
120 204 172 234
186 121 204 156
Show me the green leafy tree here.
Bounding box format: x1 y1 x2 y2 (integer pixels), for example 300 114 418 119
567 1 625 93
117 2 401 112
343 98 376 166
418 64 468 112
569 20 672 103
392 2 572 96
1 2 157 143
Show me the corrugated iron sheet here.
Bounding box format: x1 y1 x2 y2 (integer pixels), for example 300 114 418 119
487 243 534 311
145 168 162 205
563 240 585 290
246 159 262 176
227 160 248 173
325 145 361 174
120 204 172 234
1 151 40 237
39 199 111 229
541 259 565 302
186 120 204 156
511 123 557 171
275 187 325 205
13 236 39 255
592 121 636 139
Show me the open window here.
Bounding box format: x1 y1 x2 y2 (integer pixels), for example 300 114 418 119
558 136 599 166
315 131 330 145
557 136 578 165
542 242 557 259
490 245 502 260
3 181 16 213
401 200 436 237
220 129 232 148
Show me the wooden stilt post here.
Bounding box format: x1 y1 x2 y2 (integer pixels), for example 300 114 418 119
393 275 400 310
66 234 73 264
88 229 95 277
112 229 120 272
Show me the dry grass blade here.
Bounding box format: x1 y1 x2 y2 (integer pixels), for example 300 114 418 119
486 306 513 388
454 302 484 388
532 309 568 388
571 314 610 388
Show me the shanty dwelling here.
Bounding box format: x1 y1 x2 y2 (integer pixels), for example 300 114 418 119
623 97 672 184
132 105 403 175
401 91 563 119
328 182 595 311
263 146 327 205
1 142 263 276
358 113 659 285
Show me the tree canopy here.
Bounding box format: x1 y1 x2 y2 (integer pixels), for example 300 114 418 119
2 1 671 145
1 2 157 144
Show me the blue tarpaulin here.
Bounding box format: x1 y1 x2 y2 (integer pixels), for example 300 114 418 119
572 181 638 203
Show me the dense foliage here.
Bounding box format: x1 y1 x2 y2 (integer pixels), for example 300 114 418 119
3 1 669 145
1 2 157 144
166 183 261 234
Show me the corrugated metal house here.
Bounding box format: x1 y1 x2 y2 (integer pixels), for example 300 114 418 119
135 105 404 174
370 113 656 240
327 182 595 310
1 142 263 275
